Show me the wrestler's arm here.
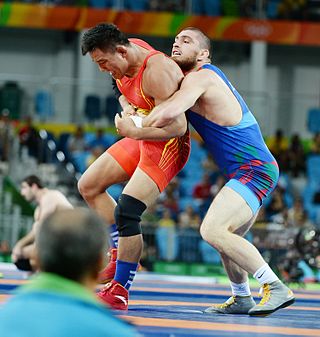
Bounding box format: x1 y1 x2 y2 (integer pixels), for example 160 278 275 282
143 70 210 128
37 193 58 224
115 112 187 140
119 95 136 116
115 55 187 140
11 206 40 261
11 228 36 262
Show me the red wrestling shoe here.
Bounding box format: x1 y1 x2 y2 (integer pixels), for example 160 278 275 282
98 248 117 284
97 280 128 310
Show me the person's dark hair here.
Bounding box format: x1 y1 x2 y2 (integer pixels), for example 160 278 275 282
36 208 108 282
182 27 212 60
22 175 43 189
81 23 130 56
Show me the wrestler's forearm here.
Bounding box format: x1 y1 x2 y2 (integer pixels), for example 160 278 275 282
144 87 201 127
119 95 131 111
129 124 185 141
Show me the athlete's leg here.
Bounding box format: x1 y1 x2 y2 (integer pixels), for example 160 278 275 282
200 186 265 274
220 214 258 284
201 186 294 315
78 151 129 225
117 167 160 263
14 243 37 271
204 215 258 314
97 168 161 309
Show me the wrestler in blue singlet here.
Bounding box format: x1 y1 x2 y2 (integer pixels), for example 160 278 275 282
187 64 279 214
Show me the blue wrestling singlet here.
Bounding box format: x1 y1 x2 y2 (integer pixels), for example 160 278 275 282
187 64 279 213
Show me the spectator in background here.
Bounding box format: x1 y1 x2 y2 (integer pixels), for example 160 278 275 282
201 153 221 184
87 128 111 151
67 125 89 172
277 0 307 20
11 175 73 271
158 178 182 219
141 203 161 227
310 132 320 154
192 172 212 201
0 208 138 337
178 205 198 229
192 172 212 217
288 133 305 177
210 175 226 199
266 128 288 158
149 0 185 12
240 0 267 18
18 116 40 160
86 146 105 168
177 205 202 262
266 187 287 222
156 209 177 261
266 128 289 172
287 199 313 233
0 109 14 162
67 125 87 155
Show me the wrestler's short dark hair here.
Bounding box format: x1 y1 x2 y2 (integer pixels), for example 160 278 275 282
22 175 43 189
81 23 130 55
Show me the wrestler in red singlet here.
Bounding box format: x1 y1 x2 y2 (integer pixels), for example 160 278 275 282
107 39 190 191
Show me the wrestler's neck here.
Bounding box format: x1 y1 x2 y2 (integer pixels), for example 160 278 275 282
125 43 150 78
184 59 211 75
35 188 49 204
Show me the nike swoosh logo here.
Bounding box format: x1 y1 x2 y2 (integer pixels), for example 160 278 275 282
115 295 128 306
257 271 265 279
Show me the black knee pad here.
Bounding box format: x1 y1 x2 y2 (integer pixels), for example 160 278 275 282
15 258 33 271
114 194 147 237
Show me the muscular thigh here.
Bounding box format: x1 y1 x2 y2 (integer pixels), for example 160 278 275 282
234 212 259 236
80 149 129 194
203 186 254 232
123 168 160 208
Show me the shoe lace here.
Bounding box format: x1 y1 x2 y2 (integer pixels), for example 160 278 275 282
99 282 113 295
258 284 271 306
217 296 236 309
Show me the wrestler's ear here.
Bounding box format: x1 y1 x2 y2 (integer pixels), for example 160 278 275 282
197 49 210 61
116 45 128 59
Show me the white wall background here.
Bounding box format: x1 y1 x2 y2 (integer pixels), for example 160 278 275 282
0 28 319 137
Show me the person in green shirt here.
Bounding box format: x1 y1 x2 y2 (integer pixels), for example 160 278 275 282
0 208 139 337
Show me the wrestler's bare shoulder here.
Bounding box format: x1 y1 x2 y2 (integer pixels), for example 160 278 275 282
42 189 73 208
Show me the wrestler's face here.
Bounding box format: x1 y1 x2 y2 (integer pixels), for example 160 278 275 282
20 182 35 202
171 30 201 72
90 47 128 79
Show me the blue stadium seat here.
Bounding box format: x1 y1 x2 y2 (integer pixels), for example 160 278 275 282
192 0 221 16
84 95 102 121
199 241 221 264
35 90 54 121
306 155 320 185
203 0 221 16
57 132 71 160
105 95 120 123
72 151 91 173
107 184 123 200
307 108 320 133
267 0 281 19
123 0 148 11
89 0 114 9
